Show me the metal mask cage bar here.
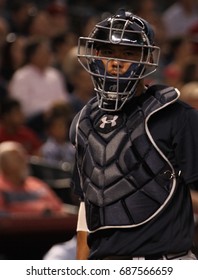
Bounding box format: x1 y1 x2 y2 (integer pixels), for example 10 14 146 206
77 37 160 80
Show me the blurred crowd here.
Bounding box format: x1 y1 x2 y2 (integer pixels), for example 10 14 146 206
0 0 198 209
0 0 198 214
0 0 197 259
0 0 197 155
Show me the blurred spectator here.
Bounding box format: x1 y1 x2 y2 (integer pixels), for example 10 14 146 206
63 46 94 113
0 33 26 83
179 60 198 109
0 79 7 102
0 17 10 100
180 76 198 108
188 21 198 55
182 60 198 84
180 82 198 109
0 16 9 99
162 0 198 39
4 0 36 35
134 0 167 46
0 0 7 16
162 36 193 89
66 2 99 37
0 15 9 51
8 36 69 137
51 31 77 91
24 9 52 39
0 97 43 155
0 141 63 216
80 14 102 37
46 0 70 37
41 101 75 164
51 32 77 71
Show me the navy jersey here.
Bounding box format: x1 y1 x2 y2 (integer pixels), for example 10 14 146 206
70 93 198 259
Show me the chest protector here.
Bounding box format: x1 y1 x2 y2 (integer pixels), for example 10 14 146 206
74 85 180 232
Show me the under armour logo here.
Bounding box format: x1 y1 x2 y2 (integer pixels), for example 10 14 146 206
100 115 119 128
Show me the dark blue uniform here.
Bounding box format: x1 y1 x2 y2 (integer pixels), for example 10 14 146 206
70 86 198 259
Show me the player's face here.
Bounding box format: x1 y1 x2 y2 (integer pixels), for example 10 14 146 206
97 44 142 76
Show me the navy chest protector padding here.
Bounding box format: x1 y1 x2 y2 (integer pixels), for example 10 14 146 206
75 85 179 232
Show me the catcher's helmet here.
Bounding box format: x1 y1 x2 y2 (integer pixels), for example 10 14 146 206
78 9 160 111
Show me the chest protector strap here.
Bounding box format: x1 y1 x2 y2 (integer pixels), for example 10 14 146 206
75 85 180 232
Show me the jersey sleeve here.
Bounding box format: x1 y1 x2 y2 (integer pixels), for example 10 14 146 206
173 106 198 184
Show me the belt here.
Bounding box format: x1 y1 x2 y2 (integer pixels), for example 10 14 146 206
103 251 189 260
